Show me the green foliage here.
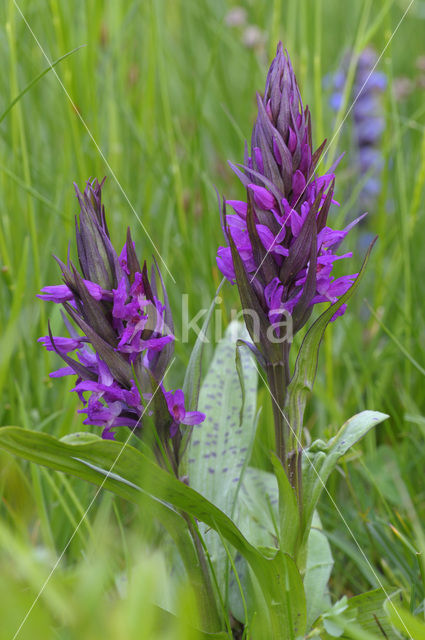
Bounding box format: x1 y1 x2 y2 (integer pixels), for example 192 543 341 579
0 424 307 637
304 512 334 628
386 602 425 639
0 517 222 640
187 322 258 595
1 0 425 637
317 589 406 639
302 411 389 540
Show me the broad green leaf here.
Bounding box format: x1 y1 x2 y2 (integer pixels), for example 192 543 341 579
60 432 102 445
350 590 403 639
227 552 256 625
275 552 307 639
385 602 425 639
245 548 307 640
234 468 279 624
304 512 333 628
238 466 327 634
238 467 279 547
188 322 257 515
0 427 299 638
0 427 254 554
228 548 307 639
319 411 389 480
303 411 389 532
0 427 149 504
187 322 257 597
286 241 376 438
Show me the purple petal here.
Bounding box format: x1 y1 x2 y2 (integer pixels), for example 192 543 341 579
248 183 275 210
216 247 236 283
226 200 248 219
291 170 306 202
253 147 264 173
264 277 283 310
102 428 116 440
141 335 174 352
37 285 73 303
83 280 111 301
288 127 297 153
181 411 206 425
112 276 129 319
38 336 82 354
50 366 75 378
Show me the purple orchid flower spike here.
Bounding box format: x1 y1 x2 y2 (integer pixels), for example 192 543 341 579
217 44 361 348
216 44 364 359
216 43 372 470
38 178 204 471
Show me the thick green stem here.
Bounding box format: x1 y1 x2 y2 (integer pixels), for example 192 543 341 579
266 362 288 470
267 349 304 535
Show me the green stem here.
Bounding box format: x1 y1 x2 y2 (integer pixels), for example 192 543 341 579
183 513 221 633
266 362 287 470
267 351 304 538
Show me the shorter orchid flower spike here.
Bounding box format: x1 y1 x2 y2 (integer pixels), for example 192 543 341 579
38 179 204 469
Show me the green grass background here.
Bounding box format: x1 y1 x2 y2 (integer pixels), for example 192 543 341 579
1 0 425 637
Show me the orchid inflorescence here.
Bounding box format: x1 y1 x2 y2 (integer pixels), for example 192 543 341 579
38 179 204 468
216 43 368 471
217 43 361 344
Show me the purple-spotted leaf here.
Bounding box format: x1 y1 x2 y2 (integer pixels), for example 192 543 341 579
188 322 257 514
187 321 258 594
238 467 279 547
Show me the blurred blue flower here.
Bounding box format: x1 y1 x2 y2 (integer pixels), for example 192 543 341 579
327 48 387 211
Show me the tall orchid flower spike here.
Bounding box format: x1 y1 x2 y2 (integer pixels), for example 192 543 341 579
217 43 361 345
38 179 204 470
217 43 370 470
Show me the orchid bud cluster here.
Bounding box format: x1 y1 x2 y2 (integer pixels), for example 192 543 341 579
38 180 204 466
